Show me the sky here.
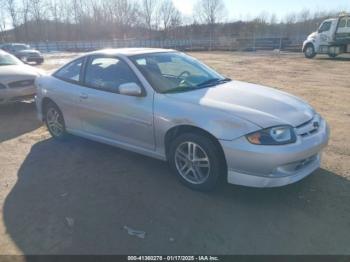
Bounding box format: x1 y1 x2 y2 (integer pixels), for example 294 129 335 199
173 0 350 21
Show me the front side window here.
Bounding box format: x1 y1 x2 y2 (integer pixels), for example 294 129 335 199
13 44 30 51
54 58 84 83
319 21 331 32
84 56 140 93
130 52 230 93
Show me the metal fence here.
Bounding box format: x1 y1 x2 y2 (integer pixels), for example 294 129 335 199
28 37 306 53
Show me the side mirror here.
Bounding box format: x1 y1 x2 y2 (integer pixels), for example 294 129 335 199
119 82 143 97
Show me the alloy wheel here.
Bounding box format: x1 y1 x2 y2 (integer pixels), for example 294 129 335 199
174 141 211 184
46 107 64 137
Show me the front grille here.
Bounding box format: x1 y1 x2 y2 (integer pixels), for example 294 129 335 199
296 115 320 137
8 79 35 88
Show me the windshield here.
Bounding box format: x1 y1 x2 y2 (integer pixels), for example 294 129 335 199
13 44 30 51
0 53 22 66
130 52 231 93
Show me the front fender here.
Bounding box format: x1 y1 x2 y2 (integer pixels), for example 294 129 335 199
302 40 313 52
154 93 261 156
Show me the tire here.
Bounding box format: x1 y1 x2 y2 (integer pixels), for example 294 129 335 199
168 133 225 191
328 53 338 58
304 44 316 59
44 101 67 140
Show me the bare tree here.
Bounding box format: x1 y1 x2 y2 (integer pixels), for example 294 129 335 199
106 0 139 39
159 0 181 38
196 0 225 25
0 0 7 42
196 0 225 49
48 0 62 40
140 0 159 37
5 0 19 41
21 0 31 41
30 0 48 40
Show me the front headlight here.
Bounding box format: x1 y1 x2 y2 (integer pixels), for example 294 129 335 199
246 125 296 145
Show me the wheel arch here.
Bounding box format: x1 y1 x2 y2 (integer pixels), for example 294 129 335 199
41 97 59 120
303 41 314 52
164 125 227 171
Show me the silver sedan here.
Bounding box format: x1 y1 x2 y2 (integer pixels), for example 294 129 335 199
0 50 41 104
35 48 329 191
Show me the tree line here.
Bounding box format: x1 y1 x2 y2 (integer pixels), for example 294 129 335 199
0 0 346 43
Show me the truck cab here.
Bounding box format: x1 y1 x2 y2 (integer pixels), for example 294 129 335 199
302 15 350 58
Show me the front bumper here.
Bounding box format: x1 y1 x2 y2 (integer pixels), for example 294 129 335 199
35 95 44 121
0 86 36 104
220 118 330 187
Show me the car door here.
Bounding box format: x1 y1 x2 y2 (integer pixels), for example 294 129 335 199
78 55 155 151
50 57 87 131
317 21 333 46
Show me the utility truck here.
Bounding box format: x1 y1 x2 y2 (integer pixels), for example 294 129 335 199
302 14 350 58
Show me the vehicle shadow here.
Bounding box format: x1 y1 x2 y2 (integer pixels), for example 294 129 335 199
317 56 350 62
3 137 350 254
0 102 42 142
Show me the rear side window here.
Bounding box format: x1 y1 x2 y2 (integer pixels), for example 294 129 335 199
84 56 140 93
54 58 84 83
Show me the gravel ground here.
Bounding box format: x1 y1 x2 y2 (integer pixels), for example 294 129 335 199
0 51 349 255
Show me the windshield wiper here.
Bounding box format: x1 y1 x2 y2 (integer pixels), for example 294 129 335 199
162 78 232 94
197 77 231 88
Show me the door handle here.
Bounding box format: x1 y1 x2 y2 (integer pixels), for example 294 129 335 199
80 93 88 99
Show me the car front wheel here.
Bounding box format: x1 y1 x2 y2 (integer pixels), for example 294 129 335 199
304 44 316 59
169 133 225 191
44 102 67 139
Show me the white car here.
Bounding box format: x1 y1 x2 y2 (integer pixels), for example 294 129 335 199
0 50 41 104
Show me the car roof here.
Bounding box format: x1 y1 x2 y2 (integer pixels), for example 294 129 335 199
323 18 337 23
87 48 177 57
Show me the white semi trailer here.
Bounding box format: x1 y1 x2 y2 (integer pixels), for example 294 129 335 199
302 14 350 58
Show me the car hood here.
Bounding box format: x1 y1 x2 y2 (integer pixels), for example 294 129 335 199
165 80 315 128
0 65 42 82
307 32 317 40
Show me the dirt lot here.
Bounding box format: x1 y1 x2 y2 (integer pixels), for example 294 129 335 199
0 51 349 255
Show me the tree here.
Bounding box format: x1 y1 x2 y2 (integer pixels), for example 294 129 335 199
196 0 226 49
106 0 139 39
196 0 225 25
0 0 7 42
5 0 19 41
159 0 181 38
21 0 31 41
140 0 159 37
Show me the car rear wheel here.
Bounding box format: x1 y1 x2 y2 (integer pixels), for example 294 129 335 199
169 133 225 191
44 102 67 139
